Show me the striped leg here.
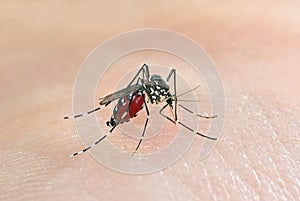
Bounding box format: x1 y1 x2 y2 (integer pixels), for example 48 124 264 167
163 68 217 140
159 103 217 140
65 64 149 119
132 95 150 155
178 104 217 119
175 120 217 140
126 63 150 87
166 68 178 121
69 125 117 157
64 106 104 119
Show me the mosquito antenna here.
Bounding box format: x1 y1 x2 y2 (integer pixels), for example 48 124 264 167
178 104 217 119
168 85 201 102
177 99 201 102
176 85 200 98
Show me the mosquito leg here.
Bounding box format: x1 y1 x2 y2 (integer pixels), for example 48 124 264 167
176 85 217 118
178 104 217 119
127 63 150 87
132 95 150 155
64 106 104 119
163 69 217 140
166 68 178 120
69 125 117 157
175 120 217 140
159 103 217 140
159 103 176 124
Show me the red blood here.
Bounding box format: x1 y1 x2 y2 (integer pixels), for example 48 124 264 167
113 93 144 125
129 94 144 118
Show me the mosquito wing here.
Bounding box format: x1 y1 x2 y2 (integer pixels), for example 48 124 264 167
99 83 143 106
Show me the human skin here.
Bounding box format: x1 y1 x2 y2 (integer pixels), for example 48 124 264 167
0 1 299 201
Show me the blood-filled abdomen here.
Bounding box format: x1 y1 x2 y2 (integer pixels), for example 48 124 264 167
129 93 144 118
107 92 144 127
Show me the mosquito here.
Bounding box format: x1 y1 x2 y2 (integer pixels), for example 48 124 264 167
64 63 217 157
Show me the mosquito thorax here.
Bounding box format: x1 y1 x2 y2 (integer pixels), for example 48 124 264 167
143 75 171 104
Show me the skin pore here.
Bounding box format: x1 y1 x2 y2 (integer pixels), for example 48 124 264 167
0 1 299 200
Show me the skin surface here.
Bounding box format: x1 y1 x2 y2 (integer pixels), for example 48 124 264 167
0 1 299 201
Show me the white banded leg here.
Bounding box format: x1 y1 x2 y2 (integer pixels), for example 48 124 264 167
178 104 217 119
159 103 217 140
175 120 217 140
64 106 105 119
127 63 150 87
166 68 178 121
69 125 117 157
132 95 150 155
